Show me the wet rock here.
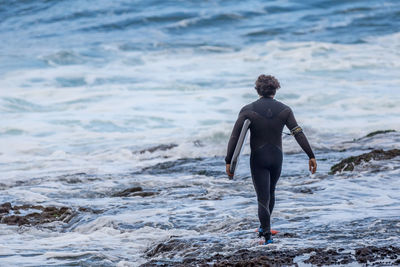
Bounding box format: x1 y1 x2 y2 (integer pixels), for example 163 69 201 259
139 157 225 178
195 170 224 177
0 202 12 213
144 241 301 266
283 232 298 238
58 172 88 184
13 204 45 210
112 186 158 197
0 203 75 226
1 215 30 226
112 186 143 197
352 129 397 142
63 177 82 183
203 249 301 266
193 140 204 147
78 207 103 214
141 158 203 174
330 149 400 174
194 196 222 200
355 246 400 264
293 187 314 194
304 248 353 266
139 144 178 154
365 129 396 138
146 238 195 258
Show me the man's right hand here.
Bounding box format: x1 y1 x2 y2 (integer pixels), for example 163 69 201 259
226 164 234 179
309 158 317 174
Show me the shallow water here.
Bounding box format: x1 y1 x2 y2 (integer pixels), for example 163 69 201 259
0 0 400 266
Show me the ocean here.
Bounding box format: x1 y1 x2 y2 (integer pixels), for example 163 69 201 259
0 0 399 266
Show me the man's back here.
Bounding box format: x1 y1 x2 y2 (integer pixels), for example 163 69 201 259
241 97 291 151
225 96 314 164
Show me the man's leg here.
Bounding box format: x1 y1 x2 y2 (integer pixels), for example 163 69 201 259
267 145 283 215
268 165 282 214
250 163 272 240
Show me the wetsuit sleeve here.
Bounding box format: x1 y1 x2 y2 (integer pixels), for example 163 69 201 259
225 110 247 164
285 108 315 159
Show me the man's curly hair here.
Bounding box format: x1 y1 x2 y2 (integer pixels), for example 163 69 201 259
255 75 281 97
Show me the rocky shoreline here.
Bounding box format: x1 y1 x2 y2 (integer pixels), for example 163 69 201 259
141 245 400 266
330 148 400 174
0 185 160 226
0 202 75 226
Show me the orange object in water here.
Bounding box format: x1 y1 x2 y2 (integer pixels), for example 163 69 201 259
270 229 279 235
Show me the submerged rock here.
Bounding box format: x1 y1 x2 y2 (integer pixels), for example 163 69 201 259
292 187 315 194
112 186 143 197
139 157 226 177
139 144 178 154
283 232 298 238
77 207 103 214
133 191 158 197
330 149 400 174
112 186 159 197
0 203 75 226
351 129 397 141
141 158 203 174
365 129 396 138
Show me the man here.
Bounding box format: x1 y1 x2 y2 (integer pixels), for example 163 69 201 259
225 74 317 244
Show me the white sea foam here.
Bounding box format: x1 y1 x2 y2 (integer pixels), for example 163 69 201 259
3 32 399 179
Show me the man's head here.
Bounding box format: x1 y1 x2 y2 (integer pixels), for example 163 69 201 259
255 75 280 97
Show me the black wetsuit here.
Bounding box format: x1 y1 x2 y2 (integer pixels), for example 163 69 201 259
225 96 315 240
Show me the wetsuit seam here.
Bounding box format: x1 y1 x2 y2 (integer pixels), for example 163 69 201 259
278 107 291 124
252 142 282 153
